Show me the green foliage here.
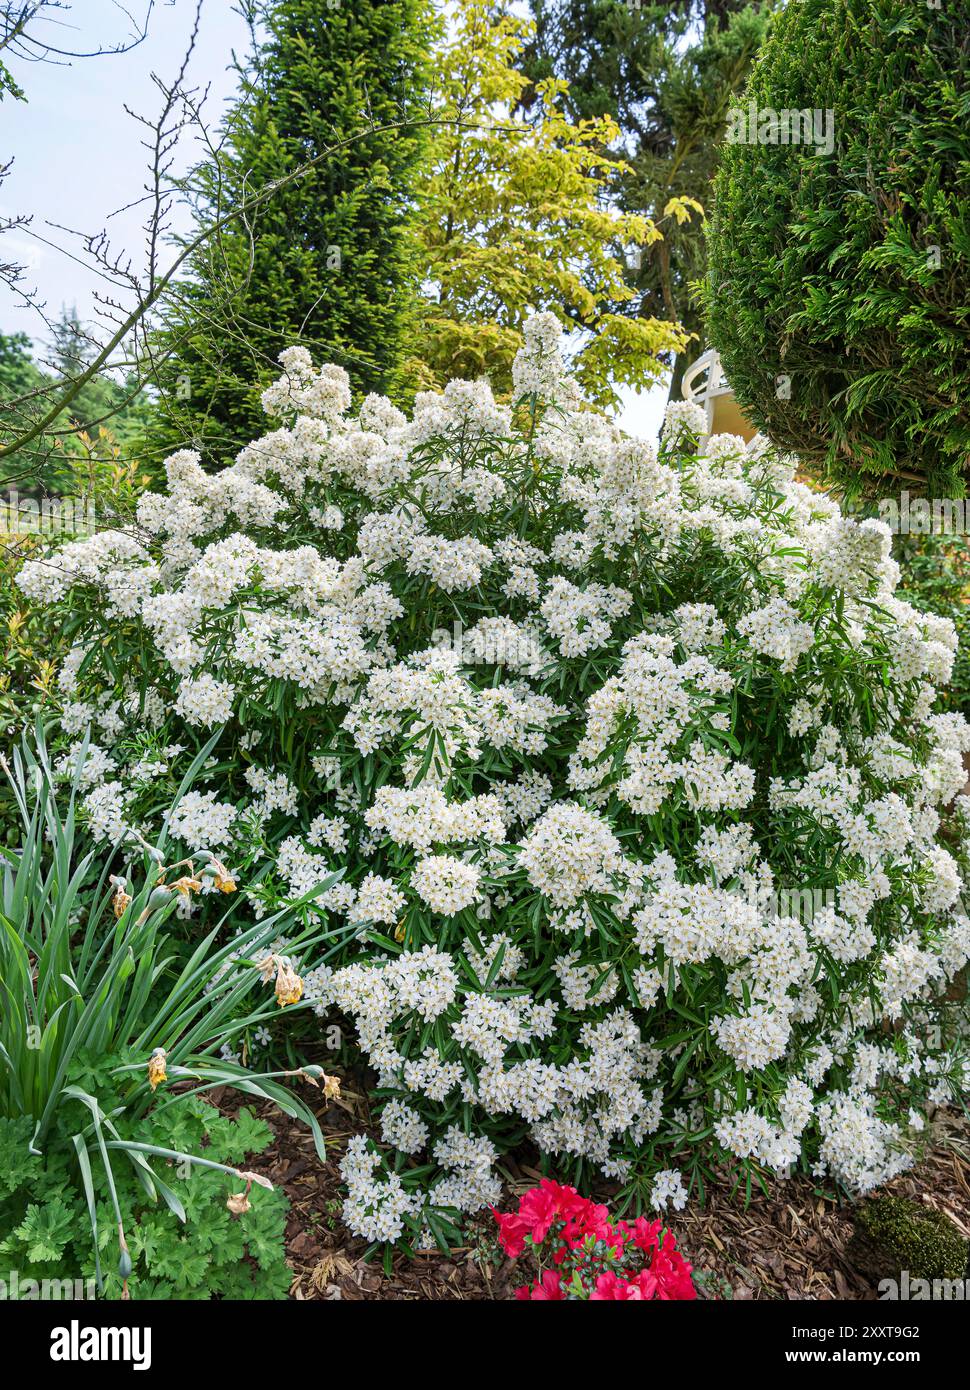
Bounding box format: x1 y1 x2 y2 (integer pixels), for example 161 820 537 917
705 0 970 497
0 331 40 398
525 0 772 398
146 0 433 467
0 1101 291 1299
851 1194 969 1283
0 725 334 1288
45 310 151 463
896 531 970 719
0 329 61 490
406 0 690 406
0 317 152 754
0 314 150 491
0 56 24 102
0 437 149 778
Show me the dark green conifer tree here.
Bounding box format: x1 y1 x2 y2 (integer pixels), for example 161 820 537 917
147 0 432 463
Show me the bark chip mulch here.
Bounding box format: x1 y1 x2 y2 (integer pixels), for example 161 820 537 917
215 1079 970 1301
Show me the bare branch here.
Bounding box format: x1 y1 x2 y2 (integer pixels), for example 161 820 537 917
0 1 156 67
0 111 514 472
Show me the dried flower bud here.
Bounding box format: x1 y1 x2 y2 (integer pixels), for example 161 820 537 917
147 1047 167 1092
211 857 236 893
226 1191 251 1216
171 875 202 896
274 957 303 1008
295 1066 340 1101
237 1169 274 1191
258 953 303 1007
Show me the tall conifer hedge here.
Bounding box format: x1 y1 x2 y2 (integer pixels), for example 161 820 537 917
705 0 969 497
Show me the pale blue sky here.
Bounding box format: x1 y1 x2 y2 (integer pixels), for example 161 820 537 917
0 0 669 438
1 1 251 344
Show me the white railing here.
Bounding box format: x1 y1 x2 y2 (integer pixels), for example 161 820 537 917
680 348 731 434
680 347 763 450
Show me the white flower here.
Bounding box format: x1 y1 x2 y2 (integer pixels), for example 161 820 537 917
511 312 567 400
174 674 235 727
168 790 237 850
411 855 482 916
650 1168 688 1212
663 400 707 445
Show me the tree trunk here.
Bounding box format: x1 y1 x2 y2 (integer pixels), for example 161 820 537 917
667 352 689 405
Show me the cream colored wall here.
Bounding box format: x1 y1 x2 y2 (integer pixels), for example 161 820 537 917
710 393 757 442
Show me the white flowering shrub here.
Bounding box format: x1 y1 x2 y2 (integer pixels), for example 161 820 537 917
18 314 970 1250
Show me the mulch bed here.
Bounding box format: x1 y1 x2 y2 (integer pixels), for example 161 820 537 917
675 1107 970 1300
217 1074 970 1301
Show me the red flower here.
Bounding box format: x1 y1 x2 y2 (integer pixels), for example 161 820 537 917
527 1269 565 1300
628 1268 659 1299
629 1216 664 1253
562 1200 613 1246
590 1271 643 1300
494 1181 696 1303
493 1208 531 1258
518 1183 562 1243
650 1243 697 1301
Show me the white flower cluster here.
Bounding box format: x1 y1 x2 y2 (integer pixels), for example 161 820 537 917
24 319 970 1242
167 789 237 850
341 1135 425 1244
